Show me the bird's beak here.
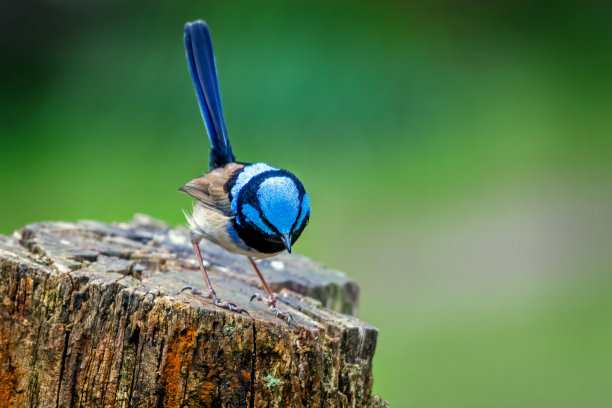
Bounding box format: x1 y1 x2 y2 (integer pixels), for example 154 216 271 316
282 233 292 253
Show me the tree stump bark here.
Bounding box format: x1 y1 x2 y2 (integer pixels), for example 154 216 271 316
0 215 387 407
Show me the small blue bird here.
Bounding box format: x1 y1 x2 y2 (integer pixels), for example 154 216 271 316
180 20 310 322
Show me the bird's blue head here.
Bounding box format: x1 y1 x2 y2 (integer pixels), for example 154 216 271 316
231 163 310 254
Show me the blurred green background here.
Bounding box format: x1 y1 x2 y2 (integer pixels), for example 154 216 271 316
2 1 612 406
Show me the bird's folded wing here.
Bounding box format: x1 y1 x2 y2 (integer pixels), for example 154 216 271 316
179 162 244 216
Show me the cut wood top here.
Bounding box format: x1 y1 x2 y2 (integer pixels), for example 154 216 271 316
14 214 360 317
0 215 385 407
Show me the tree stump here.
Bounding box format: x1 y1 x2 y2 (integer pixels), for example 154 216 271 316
0 215 387 407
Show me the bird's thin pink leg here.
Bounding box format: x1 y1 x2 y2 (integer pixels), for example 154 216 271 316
192 241 215 295
248 257 293 325
182 241 248 315
247 256 277 307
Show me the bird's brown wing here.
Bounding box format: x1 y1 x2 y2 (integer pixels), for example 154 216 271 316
179 162 244 216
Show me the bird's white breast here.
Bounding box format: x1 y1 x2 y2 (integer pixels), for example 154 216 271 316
185 202 281 258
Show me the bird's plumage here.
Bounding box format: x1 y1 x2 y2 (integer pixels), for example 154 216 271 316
231 164 309 254
180 19 310 320
184 21 235 169
184 200 277 258
179 162 243 216
181 21 310 257
182 162 309 256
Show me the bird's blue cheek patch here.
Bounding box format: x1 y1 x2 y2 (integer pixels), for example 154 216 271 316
257 177 300 234
240 203 274 235
295 193 310 231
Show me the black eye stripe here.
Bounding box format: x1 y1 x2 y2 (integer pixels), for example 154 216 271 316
289 201 303 235
259 212 281 236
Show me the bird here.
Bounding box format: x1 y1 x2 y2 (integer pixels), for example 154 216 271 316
179 20 310 323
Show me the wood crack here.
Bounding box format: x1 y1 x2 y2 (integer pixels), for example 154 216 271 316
55 329 71 408
249 322 256 408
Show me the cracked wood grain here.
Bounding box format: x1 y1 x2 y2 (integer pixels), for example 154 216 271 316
0 215 387 407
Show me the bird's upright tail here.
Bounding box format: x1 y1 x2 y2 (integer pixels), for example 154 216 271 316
184 20 235 169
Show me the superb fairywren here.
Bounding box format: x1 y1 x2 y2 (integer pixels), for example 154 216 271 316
180 21 310 322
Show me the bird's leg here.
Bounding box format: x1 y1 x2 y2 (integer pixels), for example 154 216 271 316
182 241 248 314
191 241 215 295
248 257 293 324
248 257 277 307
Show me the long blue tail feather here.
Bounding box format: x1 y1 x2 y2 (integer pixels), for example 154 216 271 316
184 20 235 169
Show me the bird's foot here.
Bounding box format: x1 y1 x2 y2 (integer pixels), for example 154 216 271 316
250 292 278 308
182 286 249 315
250 293 295 327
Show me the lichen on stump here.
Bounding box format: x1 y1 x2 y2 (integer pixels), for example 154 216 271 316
0 215 386 407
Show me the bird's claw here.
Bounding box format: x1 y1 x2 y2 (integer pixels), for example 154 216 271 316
271 307 293 324
273 307 298 331
251 292 294 326
212 296 249 315
183 286 249 315
182 286 211 297
250 292 276 308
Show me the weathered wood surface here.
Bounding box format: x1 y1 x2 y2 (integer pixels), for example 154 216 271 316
0 215 387 407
